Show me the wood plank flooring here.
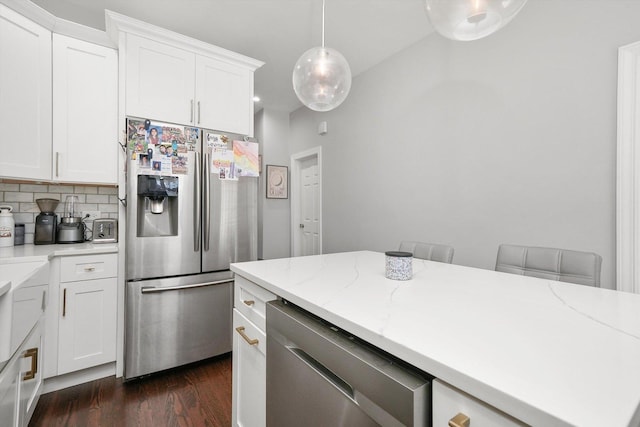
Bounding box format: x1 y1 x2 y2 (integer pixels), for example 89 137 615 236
29 354 232 427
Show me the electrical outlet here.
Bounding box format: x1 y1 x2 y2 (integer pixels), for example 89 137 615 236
82 210 101 221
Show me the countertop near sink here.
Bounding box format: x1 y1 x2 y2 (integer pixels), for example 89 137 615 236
0 242 118 263
231 250 640 427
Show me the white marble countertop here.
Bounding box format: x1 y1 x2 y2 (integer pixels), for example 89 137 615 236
231 250 640 427
0 242 118 263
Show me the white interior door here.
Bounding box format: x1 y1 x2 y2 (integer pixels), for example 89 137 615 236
300 159 320 256
291 147 322 257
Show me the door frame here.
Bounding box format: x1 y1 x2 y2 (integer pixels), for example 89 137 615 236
617 40 640 293
290 146 322 257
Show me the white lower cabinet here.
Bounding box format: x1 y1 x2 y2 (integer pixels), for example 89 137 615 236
433 379 526 427
232 309 266 427
58 277 117 375
0 320 44 427
232 277 275 427
45 253 118 378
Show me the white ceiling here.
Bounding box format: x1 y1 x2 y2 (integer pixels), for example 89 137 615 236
30 0 434 112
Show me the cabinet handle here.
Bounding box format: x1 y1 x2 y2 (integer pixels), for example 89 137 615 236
23 347 38 381
190 99 194 123
84 266 96 272
56 152 60 177
235 326 259 346
197 101 201 124
63 288 67 317
243 299 255 306
449 413 470 427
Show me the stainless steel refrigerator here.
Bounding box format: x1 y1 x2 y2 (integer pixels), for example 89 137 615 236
124 118 258 380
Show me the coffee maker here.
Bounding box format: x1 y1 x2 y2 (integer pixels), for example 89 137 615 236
34 198 59 245
57 195 86 243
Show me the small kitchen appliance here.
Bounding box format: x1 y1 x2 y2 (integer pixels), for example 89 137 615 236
34 198 59 245
92 218 118 243
0 206 15 247
57 195 85 244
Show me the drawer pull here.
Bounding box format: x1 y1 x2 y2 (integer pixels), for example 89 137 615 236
84 266 96 272
243 299 255 306
23 347 38 381
449 413 470 427
235 326 259 346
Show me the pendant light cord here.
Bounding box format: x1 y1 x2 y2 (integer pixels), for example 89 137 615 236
321 0 325 48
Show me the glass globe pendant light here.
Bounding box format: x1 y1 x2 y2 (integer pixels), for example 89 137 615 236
424 0 528 41
292 0 352 112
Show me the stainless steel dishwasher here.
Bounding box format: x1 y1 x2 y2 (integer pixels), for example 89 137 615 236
266 300 431 426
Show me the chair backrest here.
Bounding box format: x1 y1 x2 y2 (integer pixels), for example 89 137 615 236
495 244 602 287
398 241 454 264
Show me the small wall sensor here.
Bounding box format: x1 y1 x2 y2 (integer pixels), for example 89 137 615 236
318 121 328 135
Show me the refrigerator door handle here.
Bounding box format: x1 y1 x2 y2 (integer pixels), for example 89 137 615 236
140 279 233 293
204 152 211 251
194 151 201 252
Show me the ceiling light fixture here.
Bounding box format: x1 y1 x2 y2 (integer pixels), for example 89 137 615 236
292 0 352 112
424 0 528 41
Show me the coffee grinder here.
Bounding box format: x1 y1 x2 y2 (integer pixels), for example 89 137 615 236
57 195 86 243
34 198 59 245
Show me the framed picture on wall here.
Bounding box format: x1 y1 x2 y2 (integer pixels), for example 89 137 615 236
266 165 288 199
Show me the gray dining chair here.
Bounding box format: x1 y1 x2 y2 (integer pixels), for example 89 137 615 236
495 244 602 287
398 241 454 264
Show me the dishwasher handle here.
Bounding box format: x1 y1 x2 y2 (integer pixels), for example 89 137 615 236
141 279 233 294
288 346 355 401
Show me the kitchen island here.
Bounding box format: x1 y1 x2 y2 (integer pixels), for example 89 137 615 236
231 250 640 427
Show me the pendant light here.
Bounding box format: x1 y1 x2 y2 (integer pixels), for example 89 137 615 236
292 0 352 112
424 0 528 41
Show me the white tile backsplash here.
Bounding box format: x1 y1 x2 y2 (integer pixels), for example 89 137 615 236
0 182 119 244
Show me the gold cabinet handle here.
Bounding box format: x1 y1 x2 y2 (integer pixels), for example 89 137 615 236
243 299 255 306
449 413 470 427
23 347 38 380
235 326 259 346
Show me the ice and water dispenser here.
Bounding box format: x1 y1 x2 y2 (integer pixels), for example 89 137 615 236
136 175 179 237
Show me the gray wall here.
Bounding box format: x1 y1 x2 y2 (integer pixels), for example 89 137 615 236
288 0 640 289
256 109 291 260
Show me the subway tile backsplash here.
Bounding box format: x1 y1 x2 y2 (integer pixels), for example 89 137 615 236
0 182 119 244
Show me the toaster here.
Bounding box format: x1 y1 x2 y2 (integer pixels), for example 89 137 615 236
92 218 118 243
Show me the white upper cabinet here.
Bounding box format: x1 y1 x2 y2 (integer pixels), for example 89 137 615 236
125 34 196 126
53 34 118 184
0 4 52 181
195 55 254 135
109 11 263 136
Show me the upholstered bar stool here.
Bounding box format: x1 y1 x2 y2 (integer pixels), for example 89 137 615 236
398 241 455 264
495 244 602 287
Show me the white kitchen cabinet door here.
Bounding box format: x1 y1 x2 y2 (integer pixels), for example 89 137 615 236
17 321 43 427
52 34 118 184
58 278 117 375
0 320 44 427
195 56 253 135
433 379 526 427
0 4 51 181
0 347 20 427
232 309 266 427
125 33 195 125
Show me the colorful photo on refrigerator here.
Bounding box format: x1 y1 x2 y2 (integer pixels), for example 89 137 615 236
128 119 148 153
147 126 161 145
233 140 259 177
172 155 188 174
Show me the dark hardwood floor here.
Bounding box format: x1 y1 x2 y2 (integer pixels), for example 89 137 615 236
29 354 232 427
